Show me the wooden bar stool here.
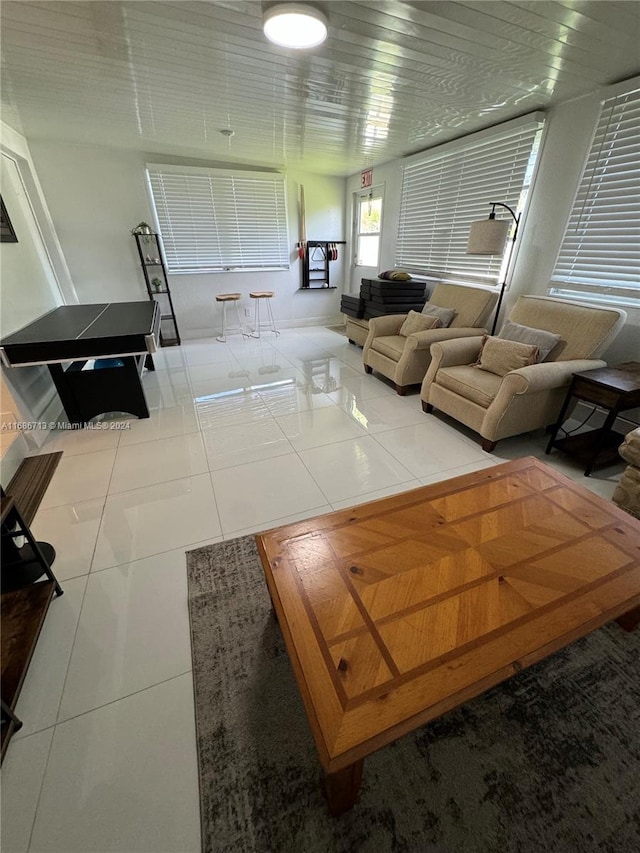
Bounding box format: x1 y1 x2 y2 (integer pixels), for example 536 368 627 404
249 291 279 338
215 293 247 342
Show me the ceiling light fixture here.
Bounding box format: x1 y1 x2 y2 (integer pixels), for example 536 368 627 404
263 3 328 49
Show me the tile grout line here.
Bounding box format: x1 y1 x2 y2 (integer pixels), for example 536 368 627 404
53 670 194 730
23 349 257 847
24 436 121 852
24 717 57 853
45 431 122 718
43 468 214 512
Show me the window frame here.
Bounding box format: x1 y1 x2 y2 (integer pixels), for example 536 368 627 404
146 164 290 275
394 113 544 286
549 80 640 309
352 186 384 269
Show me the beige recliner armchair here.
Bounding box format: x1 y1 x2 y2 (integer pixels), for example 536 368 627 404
421 295 627 451
362 283 498 395
612 429 640 519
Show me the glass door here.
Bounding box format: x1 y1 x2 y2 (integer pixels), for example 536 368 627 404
350 188 383 293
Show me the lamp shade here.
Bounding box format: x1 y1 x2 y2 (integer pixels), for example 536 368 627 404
263 4 328 48
467 218 510 255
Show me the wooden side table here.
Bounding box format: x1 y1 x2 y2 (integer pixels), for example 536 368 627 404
546 362 640 476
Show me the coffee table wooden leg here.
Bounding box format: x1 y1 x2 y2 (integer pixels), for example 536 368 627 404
324 760 363 815
616 605 640 632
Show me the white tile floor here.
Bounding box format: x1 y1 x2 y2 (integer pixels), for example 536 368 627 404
1 326 624 852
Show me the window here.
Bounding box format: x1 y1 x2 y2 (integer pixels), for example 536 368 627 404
146 165 289 273
354 191 383 267
395 115 543 283
550 85 640 308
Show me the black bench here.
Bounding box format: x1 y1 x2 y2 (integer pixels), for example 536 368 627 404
1 452 64 762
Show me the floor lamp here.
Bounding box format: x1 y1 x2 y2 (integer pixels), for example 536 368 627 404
467 202 520 335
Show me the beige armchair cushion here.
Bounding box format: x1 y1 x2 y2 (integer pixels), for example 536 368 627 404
399 311 440 337
372 335 406 360
421 296 627 448
438 366 501 408
498 319 561 361
476 336 539 376
422 303 455 327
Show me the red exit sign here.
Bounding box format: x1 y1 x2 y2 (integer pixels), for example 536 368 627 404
360 168 373 188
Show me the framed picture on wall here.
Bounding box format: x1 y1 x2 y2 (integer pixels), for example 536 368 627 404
0 195 18 242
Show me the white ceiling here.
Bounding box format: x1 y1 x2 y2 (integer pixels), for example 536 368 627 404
1 1 639 176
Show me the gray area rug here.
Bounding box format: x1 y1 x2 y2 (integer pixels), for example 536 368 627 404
186 535 640 853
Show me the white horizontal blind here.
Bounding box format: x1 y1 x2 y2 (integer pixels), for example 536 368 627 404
147 165 289 272
550 87 640 307
395 118 543 282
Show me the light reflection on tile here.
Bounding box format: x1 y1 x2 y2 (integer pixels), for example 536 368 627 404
92 474 221 570
109 432 208 493
299 435 414 503
202 417 293 470
32 498 104 580
211 453 327 534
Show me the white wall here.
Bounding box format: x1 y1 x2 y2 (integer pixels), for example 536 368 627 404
0 121 76 307
346 88 639 367
28 141 348 338
0 153 63 335
0 122 76 461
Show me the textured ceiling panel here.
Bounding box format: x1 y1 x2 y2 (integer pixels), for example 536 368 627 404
1 1 639 175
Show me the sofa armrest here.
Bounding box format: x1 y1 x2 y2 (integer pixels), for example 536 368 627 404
407 326 489 352
504 359 607 395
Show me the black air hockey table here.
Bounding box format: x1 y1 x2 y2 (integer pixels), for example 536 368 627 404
0 301 161 427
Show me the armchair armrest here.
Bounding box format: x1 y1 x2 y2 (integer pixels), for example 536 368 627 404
480 358 609 443
504 359 607 395
420 335 486 402
363 314 407 360
428 335 485 369
407 326 489 352
367 315 406 337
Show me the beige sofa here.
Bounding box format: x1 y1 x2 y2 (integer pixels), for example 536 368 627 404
421 295 627 451
613 428 640 518
362 283 498 395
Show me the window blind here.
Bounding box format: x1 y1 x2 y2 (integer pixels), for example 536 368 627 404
550 86 640 308
395 117 543 282
146 165 289 273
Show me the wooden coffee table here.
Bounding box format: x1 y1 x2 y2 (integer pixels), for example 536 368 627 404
255 457 640 815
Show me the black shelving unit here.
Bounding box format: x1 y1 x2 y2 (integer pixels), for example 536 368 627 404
301 241 346 290
133 231 181 346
